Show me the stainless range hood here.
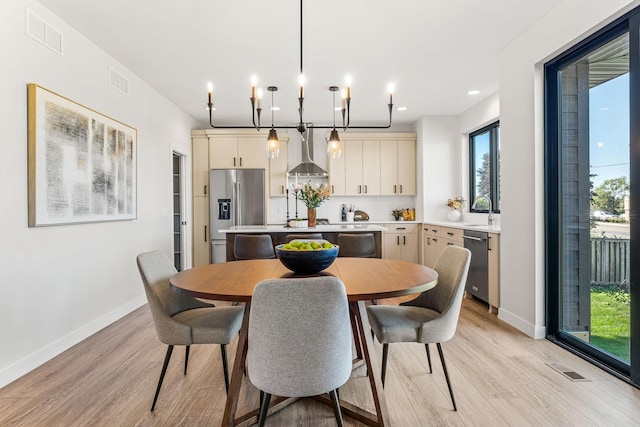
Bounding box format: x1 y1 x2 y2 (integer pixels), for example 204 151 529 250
287 126 328 177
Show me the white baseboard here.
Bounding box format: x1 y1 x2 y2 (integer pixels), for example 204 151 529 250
0 296 146 388
498 307 547 339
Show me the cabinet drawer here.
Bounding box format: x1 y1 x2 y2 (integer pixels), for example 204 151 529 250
423 224 440 236
440 226 463 241
386 223 418 234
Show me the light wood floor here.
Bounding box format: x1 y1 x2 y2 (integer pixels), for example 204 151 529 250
1 297 639 426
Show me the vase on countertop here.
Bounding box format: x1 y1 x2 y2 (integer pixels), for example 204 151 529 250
447 209 461 222
307 207 317 227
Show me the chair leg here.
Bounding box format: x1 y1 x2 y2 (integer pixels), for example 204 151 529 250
436 342 457 411
151 345 174 411
220 344 230 394
258 392 272 427
184 345 190 375
424 344 432 374
381 343 389 387
329 389 344 427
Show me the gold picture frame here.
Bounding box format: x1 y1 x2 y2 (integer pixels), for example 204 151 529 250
27 84 137 226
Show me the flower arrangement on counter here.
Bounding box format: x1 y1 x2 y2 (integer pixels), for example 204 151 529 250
294 181 331 208
447 196 465 210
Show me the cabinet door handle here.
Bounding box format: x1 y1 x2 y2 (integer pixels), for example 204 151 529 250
397 227 406 230
204 185 207 195
399 184 403 194
396 236 400 245
233 157 236 167
447 232 454 236
427 237 431 245
358 185 362 194
393 184 397 194
331 185 335 194
281 185 285 194
488 236 492 251
204 225 208 242
240 157 243 167
403 235 406 245
364 185 368 193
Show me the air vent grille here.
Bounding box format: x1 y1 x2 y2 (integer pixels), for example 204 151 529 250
109 67 129 95
26 9 63 55
547 363 590 382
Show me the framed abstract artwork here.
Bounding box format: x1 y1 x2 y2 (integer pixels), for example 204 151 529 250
27 83 137 226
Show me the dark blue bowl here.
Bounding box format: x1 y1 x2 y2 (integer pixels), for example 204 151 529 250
275 243 339 274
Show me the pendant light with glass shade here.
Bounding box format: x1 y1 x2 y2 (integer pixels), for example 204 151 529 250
266 86 280 158
327 86 342 159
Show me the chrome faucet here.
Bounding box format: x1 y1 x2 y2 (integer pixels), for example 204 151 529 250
472 195 494 227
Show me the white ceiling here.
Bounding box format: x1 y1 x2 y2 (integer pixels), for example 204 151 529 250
38 0 563 129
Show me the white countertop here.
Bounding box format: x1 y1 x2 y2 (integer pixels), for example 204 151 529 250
220 224 388 233
422 220 501 233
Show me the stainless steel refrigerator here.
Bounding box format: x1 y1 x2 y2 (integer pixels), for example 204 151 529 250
209 169 265 264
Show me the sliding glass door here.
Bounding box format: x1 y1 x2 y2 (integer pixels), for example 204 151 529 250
546 10 639 386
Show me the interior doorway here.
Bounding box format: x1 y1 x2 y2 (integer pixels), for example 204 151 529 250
172 152 187 271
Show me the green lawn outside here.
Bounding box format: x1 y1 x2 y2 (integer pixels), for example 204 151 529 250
590 285 630 361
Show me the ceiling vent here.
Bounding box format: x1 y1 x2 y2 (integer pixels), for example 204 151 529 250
288 125 328 177
109 67 129 95
25 9 63 55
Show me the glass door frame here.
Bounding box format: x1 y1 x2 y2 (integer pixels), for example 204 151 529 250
544 10 639 387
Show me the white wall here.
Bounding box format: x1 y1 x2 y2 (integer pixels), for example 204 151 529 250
0 0 200 386
417 116 460 221
457 92 500 226
498 0 639 338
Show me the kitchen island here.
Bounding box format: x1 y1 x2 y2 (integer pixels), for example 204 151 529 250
220 224 387 261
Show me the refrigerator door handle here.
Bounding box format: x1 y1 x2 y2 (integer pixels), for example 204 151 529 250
236 182 242 226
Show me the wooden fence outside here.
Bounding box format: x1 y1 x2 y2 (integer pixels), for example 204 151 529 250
591 237 630 285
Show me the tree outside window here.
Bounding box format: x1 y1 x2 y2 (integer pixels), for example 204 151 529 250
469 122 500 212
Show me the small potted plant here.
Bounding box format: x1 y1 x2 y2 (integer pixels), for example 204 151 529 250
446 196 465 222
392 209 403 221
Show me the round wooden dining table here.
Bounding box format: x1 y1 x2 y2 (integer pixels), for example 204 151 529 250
170 257 438 427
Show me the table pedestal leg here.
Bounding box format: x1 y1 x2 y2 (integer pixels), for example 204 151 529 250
222 302 251 427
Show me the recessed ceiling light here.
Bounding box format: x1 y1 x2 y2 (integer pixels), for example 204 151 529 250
205 106 216 111
467 90 480 95
397 106 407 111
270 106 280 111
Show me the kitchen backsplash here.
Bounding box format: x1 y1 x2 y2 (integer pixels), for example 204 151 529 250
268 195 417 224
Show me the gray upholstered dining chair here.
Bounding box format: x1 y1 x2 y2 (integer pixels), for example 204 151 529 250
337 233 375 258
366 245 471 411
247 276 352 426
136 250 244 411
285 233 323 242
233 234 276 260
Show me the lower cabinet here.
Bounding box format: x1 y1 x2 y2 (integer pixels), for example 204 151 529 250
383 223 419 263
193 196 210 267
488 232 500 313
422 224 463 268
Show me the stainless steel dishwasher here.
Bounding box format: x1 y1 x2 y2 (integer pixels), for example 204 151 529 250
462 229 489 303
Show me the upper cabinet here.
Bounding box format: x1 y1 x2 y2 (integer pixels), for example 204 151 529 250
269 142 289 197
380 139 416 195
344 140 381 196
330 133 416 196
209 135 268 169
192 136 209 197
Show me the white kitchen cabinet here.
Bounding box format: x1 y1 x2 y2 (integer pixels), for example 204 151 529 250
344 140 381 196
193 196 210 267
383 223 419 263
192 136 209 197
380 139 416 195
269 136 289 197
328 147 346 196
488 232 500 313
422 224 463 268
209 135 268 169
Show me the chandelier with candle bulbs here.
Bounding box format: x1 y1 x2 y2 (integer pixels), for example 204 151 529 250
206 0 395 159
